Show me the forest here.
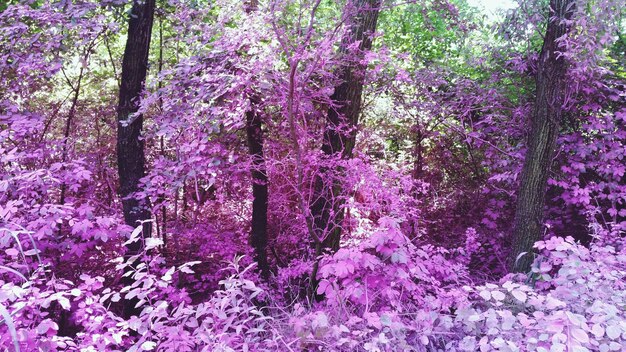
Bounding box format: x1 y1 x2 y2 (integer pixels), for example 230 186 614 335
0 0 625 350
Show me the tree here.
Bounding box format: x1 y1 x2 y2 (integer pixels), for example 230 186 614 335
116 0 156 317
508 0 575 273
310 0 382 253
244 0 270 278
246 100 270 277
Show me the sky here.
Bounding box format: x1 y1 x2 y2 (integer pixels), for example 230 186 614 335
467 0 519 19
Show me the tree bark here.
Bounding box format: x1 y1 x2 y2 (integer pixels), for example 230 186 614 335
116 0 155 318
310 0 381 253
246 101 270 277
241 0 270 277
508 0 575 273
412 126 424 180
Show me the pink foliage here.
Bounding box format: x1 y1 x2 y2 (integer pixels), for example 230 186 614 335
0 0 624 350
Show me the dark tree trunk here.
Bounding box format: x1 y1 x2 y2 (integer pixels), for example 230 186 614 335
242 0 270 278
246 103 270 278
116 0 155 318
310 0 381 253
508 0 575 273
412 127 424 180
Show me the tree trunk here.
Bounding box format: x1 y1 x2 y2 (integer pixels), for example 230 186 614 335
412 126 424 180
310 0 381 253
246 101 270 278
116 0 155 318
508 0 575 273
242 0 270 278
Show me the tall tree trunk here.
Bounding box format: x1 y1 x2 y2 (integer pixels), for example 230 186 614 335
116 0 155 318
246 101 270 278
243 0 270 278
310 0 381 253
508 0 575 273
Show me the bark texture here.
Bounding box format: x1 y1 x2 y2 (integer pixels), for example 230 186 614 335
310 0 381 253
116 0 155 318
508 0 575 273
242 0 270 277
246 103 270 277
